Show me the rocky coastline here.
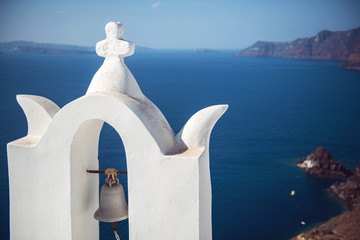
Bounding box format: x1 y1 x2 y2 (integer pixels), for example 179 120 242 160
291 206 360 240
293 147 360 240
330 165 360 210
235 27 360 71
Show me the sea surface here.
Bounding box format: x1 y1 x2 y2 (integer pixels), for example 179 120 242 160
0 50 360 240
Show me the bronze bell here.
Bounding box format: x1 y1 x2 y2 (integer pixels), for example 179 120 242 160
94 168 128 222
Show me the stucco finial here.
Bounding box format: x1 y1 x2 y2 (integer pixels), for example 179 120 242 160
86 22 143 99
96 22 135 58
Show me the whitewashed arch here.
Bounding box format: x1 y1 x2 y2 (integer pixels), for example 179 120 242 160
7 21 228 240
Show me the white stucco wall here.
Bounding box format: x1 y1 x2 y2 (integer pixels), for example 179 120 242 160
7 22 228 240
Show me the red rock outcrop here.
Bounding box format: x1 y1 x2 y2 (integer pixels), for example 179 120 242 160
297 147 353 179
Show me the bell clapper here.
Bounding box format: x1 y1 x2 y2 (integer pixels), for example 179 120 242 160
111 222 121 240
106 169 122 240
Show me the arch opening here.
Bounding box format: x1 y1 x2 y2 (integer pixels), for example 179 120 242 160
98 122 128 240
70 119 129 240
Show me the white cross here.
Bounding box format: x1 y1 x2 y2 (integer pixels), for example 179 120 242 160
96 22 135 58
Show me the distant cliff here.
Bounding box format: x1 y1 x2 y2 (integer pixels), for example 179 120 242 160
236 27 360 70
0 41 94 54
0 41 151 54
341 43 360 70
13 46 93 54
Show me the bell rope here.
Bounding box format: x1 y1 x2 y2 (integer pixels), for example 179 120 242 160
114 230 120 240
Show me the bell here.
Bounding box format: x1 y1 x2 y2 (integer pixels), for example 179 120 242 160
94 170 128 222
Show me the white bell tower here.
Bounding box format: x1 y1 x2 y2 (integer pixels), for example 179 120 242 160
7 22 228 240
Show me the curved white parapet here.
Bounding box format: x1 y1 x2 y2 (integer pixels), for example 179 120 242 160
176 104 229 149
16 94 60 137
7 22 228 240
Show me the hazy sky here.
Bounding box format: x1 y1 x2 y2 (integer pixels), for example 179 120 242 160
0 0 359 49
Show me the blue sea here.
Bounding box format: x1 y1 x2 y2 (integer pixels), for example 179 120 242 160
0 50 360 239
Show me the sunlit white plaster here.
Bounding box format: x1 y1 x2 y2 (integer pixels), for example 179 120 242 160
7 22 228 240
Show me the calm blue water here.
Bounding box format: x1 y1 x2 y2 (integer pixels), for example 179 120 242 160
1 51 360 239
